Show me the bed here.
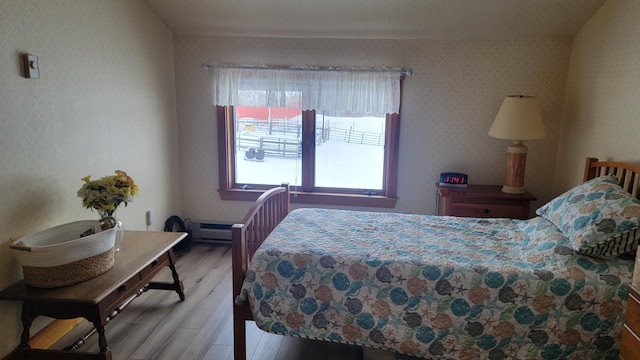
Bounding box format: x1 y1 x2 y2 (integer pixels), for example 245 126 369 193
231 157 640 360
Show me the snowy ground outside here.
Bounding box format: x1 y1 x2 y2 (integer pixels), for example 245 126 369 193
235 140 384 190
235 114 386 190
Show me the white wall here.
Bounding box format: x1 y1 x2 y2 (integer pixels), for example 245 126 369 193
5 0 636 356
0 0 181 356
175 36 572 221
554 0 640 191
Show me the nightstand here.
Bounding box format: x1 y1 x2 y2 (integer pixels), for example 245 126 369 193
436 184 536 220
621 284 640 360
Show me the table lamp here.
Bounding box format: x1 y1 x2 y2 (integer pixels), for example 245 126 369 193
488 95 545 194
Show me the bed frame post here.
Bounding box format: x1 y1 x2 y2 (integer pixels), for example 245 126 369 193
231 183 290 360
583 157 599 182
231 223 247 360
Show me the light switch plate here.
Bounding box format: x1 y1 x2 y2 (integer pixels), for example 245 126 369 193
23 54 39 79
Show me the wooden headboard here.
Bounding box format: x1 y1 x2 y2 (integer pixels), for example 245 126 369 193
584 157 640 199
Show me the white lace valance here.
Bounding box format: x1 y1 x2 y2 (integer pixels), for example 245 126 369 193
211 66 404 115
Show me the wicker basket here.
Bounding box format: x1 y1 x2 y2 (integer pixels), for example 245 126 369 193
10 219 117 288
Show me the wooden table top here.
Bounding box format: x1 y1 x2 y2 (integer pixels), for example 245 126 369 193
0 231 186 304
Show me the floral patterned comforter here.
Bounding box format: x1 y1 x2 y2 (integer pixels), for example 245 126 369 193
238 208 634 359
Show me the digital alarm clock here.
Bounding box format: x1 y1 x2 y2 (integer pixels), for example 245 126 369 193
439 172 468 188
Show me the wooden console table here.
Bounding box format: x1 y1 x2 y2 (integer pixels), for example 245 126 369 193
0 230 187 360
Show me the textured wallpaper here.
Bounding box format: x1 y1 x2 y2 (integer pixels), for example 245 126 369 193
175 36 572 222
2 0 637 357
554 0 640 192
0 0 180 356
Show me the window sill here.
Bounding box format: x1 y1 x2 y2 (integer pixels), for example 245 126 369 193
219 189 397 208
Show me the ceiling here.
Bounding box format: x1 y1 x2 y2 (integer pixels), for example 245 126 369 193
143 0 606 40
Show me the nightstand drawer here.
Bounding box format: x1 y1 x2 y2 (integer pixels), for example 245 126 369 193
625 286 640 337
436 184 536 220
622 285 640 360
621 325 640 360
447 203 524 218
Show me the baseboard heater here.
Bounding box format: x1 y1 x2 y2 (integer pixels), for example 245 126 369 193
190 220 234 243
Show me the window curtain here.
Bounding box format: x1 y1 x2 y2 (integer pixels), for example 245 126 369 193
212 67 401 115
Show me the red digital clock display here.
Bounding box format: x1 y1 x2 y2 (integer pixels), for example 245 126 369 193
439 172 468 187
443 175 465 184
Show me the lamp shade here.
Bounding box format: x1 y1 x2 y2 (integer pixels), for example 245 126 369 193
488 95 545 140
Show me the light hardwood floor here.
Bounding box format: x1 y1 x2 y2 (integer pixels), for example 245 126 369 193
50 243 370 360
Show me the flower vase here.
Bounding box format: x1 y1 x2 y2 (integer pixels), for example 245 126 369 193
98 210 124 252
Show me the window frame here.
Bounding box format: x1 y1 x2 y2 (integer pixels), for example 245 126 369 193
217 82 403 208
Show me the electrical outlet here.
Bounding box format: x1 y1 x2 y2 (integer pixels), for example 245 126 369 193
23 54 40 79
146 209 155 226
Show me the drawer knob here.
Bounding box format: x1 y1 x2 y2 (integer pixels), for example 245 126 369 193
483 209 490 214
120 283 128 292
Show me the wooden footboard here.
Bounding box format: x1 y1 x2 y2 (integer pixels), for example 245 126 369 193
231 183 290 360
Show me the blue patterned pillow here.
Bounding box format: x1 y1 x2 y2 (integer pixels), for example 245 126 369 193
536 175 640 259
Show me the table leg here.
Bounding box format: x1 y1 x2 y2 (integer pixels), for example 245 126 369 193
87 306 111 356
18 302 34 349
168 250 185 301
95 324 109 354
147 250 186 301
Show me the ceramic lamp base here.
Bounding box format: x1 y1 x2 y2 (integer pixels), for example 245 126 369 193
502 141 527 194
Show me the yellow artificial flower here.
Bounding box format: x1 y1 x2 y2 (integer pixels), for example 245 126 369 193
77 170 138 215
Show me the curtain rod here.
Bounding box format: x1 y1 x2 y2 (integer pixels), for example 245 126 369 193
202 63 412 76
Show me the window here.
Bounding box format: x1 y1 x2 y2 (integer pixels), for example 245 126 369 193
213 66 405 207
